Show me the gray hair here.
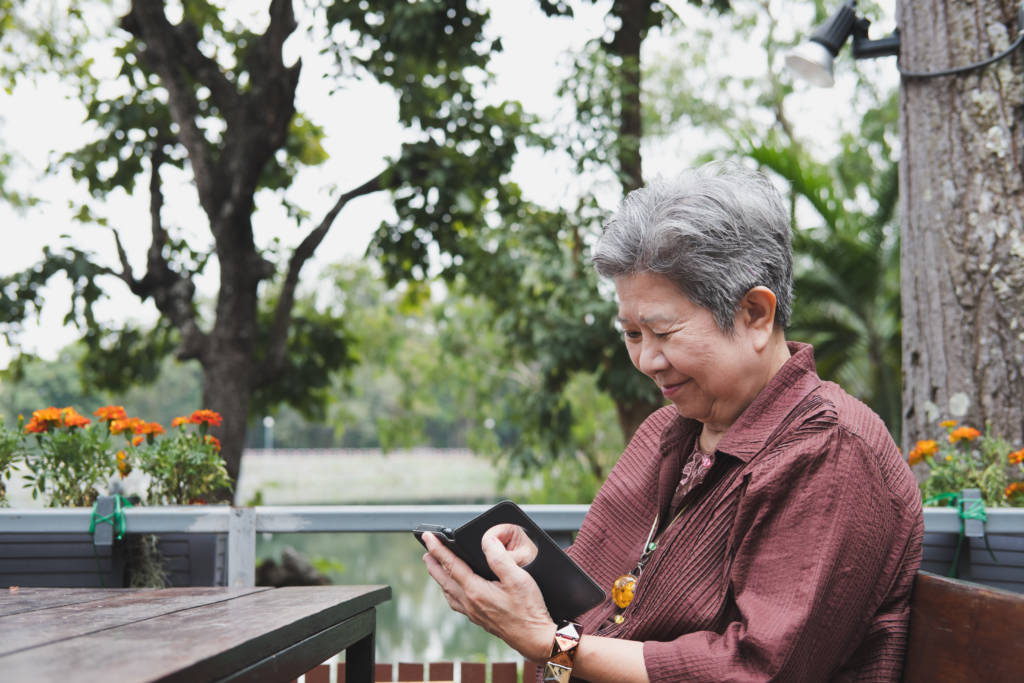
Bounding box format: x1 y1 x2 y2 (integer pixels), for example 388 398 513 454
592 162 793 332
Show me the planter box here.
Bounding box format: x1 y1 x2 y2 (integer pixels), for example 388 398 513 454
0 497 228 588
922 531 1024 594
0 531 125 588
149 532 227 587
0 531 226 588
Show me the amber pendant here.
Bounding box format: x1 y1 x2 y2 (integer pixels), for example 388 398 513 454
611 573 638 608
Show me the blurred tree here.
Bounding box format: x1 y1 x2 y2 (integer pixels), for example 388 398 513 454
0 0 532 485
364 0 734 482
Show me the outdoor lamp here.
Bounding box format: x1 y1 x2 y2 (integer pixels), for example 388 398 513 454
786 0 1024 87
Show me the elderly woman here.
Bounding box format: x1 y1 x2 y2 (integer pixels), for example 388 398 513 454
421 163 923 682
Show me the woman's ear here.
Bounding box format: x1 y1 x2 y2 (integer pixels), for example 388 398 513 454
738 287 777 350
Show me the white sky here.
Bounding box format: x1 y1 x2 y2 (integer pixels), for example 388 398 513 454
0 0 897 368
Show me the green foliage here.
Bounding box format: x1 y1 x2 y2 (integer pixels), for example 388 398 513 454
0 246 107 340
139 419 232 505
752 119 902 437
326 0 536 285
323 260 489 451
0 415 22 506
914 422 1024 508
250 301 356 422
498 370 624 504
79 323 180 393
16 408 118 507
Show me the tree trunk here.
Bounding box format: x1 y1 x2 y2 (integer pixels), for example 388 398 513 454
199 212 264 487
604 0 663 442
201 352 252 488
899 0 1024 450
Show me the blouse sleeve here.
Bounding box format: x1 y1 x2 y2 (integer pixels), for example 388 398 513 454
642 426 919 681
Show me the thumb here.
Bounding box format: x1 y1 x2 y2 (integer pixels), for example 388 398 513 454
482 533 529 584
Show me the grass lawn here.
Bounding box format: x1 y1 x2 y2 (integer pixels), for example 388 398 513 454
234 448 515 505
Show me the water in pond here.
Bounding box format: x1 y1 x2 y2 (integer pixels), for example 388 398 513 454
256 531 521 664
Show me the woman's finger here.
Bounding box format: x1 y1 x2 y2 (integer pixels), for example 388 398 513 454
423 532 478 587
483 524 538 567
481 533 530 585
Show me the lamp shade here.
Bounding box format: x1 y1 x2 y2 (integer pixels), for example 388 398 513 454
785 41 836 88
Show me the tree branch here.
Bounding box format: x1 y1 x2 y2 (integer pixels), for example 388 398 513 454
112 146 208 360
255 172 385 386
219 0 301 224
109 227 137 289
121 0 229 216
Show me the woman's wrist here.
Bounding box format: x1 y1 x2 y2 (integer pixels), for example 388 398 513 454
524 622 558 663
542 620 583 682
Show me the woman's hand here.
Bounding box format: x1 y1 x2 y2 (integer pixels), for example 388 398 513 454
422 526 554 662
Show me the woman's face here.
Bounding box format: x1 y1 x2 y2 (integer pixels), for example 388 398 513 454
615 272 767 433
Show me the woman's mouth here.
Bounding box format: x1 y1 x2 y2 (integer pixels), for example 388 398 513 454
660 380 687 397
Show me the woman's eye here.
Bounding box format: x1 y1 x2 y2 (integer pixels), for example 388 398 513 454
622 330 642 341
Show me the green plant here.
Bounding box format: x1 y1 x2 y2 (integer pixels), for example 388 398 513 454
18 406 121 507
910 420 1024 507
1 404 232 507
0 416 23 506
137 410 231 505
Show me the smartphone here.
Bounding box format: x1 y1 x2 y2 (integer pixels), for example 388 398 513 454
412 500 605 620
413 523 457 552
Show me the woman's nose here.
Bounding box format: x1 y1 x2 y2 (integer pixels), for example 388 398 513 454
636 341 668 376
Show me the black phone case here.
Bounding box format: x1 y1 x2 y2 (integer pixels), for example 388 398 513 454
414 500 606 621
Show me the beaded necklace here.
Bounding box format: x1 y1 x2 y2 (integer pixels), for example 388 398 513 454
608 504 689 624
606 440 715 626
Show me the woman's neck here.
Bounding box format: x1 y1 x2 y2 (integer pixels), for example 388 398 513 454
699 335 791 453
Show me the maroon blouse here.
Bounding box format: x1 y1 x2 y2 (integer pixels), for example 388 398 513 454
567 342 923 681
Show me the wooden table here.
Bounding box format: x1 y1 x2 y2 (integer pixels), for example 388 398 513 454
0 584 391 682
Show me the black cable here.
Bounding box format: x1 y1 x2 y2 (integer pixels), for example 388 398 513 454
899 30 1024 79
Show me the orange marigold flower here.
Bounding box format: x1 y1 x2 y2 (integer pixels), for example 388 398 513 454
24 418 49 434
204 435 221 452
134 421 165 436
60 408 91 429
1005 482 1024 499
1009 448 1024 465
32 407 62 424
132 435 144 447
94 405 127 422
939 420 958 428
908 440 939 466
949 426 981 443
171 416 189 428
110 417 144 435
189 409 223 427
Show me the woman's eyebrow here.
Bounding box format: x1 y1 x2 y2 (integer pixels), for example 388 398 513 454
616 314 675 327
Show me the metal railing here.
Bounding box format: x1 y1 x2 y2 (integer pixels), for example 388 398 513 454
2 503 1022 587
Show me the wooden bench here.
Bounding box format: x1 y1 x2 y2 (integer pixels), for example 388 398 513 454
903 570 1024 682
